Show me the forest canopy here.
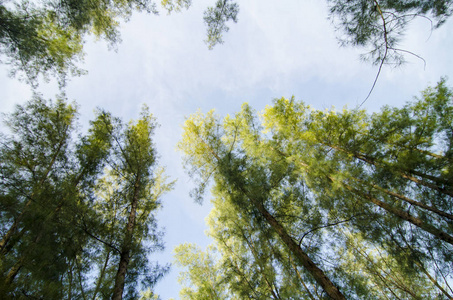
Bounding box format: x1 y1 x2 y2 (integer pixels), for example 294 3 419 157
0 97 174 299
1 1 452 299
176 79 453 299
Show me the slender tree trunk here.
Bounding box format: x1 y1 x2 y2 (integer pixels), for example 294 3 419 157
4 259 22 286
92 250 111 300
352 177 453 221
253 199 346 300
416 260 453 299
68 265 73 300
112 174 141 300
0 201 31 253
229 175 346 300
343 183 453 245
400 172 453 197
290 255 317 300
237 223 281 300
322 142 453 196
76 260 87 300
220 239 261 299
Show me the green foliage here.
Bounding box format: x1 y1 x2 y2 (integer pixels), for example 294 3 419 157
0 0 158 87
177 79 453 299
191 0 452 64
0 98 172 299
203 0 239 49
0 95 112 297
161 0 239 50
78 106 174 300
327 0 453 65
174 243 227 299
2 0 450 87
161 0 192 13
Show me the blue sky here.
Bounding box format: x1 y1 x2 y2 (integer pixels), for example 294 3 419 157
1 0 453 299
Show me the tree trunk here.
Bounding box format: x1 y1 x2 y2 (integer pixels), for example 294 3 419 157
92 250 111 300
252 199 346 300
290 255 317 300
111 174 141 300
352 177 453 221
236 222 281 300
322 142 453 197
344 184 453 245
4 259 22 286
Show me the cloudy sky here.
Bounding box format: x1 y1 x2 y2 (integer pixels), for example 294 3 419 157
1 0 452 298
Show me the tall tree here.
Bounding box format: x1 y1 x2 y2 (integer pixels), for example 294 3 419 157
177 79 452 299
63 106 173 300
262 78 453 297
106 106 173 300
179 108 347 299
0 95 113 297
0 99 172 299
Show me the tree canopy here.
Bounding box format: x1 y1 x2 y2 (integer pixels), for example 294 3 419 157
0 0 158 86
2 0 450 87
328 0 453 65
1 1 452 299
177 79 453 299
165 0 452 64
0 97 172 299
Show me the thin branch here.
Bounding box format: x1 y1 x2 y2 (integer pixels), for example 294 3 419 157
298 216 358 246
389 47 426 69
81 221 121 254
359 0 388 108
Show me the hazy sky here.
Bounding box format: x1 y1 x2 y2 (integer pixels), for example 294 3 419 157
1 0 452 299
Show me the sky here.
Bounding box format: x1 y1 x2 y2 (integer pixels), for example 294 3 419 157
1 0 453 299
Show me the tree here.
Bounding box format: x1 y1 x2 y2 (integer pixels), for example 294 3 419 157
3 0 450 88
179 108 347 299
327 0 453 102
177 79 453 298
60 106 173 300
0 0 158 86
0 95 113 297
165 0 452 62
0 99 172 299
1 0 240 87
262 78 453 298
107 107 173 300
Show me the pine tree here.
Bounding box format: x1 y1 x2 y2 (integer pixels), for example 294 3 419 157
177 79 453 298
0 96 113 297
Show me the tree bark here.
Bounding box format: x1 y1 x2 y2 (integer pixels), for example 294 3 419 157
252 199 346 300
290 255 317 300
344 184 453 245
323 142 453 197
352 177 453 221
92 250 111 300
111 174 141 300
